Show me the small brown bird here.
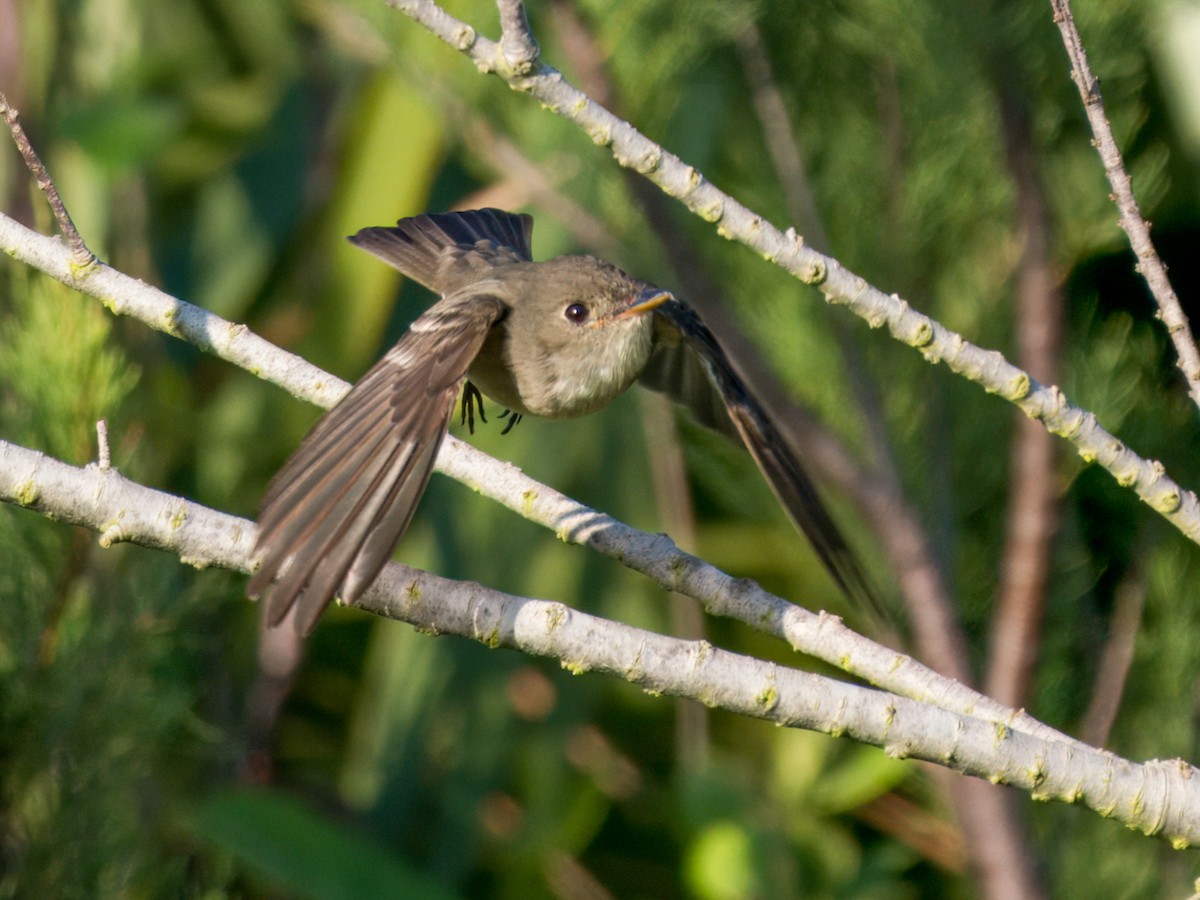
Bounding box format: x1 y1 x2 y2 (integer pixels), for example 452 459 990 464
249 209 871 633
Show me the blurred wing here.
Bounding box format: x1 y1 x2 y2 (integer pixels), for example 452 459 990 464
638 317 737 437
249 290 508 634
641 300 877 611
349 208 534 295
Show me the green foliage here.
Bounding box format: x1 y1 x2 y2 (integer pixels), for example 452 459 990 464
0 274 139 463
3 0 1200 896
193 788 460 899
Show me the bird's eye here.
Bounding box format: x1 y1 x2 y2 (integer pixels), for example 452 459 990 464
563 302 590 324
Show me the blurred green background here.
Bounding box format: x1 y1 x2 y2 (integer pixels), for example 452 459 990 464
4 0 1200 896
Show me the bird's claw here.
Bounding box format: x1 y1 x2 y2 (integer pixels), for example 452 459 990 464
461 381 487 434
498 409 523 435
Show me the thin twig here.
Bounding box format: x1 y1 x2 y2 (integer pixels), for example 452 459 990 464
0 92 95 268
95 420 111 470
733 23 830 252
1049 0 1200 416
637 389 710 771
1079 563 1146 747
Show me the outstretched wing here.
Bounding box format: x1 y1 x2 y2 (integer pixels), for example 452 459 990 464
349 208 535 295
250 290 508 634
640 299 878 612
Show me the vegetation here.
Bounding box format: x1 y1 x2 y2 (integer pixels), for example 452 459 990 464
3 0 1200 895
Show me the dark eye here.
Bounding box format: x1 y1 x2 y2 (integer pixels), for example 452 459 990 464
563 302 590 324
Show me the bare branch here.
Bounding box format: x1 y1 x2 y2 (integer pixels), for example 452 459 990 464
95 420 111 470
733 23 830 252
637 388 710 769
387 0 1200 549
0 212 345 412
0 92 95 268
1049 0 1200 415
2 435 1199 845
496 0 539 73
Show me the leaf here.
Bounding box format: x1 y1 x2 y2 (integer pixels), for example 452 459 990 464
191 787 459 900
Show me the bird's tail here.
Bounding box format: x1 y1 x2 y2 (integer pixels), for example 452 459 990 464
349 208 534 294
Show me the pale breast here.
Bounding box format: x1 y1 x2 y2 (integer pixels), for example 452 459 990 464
468 311 655 419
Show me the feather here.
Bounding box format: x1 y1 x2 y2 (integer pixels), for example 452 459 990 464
250 289 507 633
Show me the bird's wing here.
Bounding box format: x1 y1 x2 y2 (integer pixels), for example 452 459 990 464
349 208 534 295
638 316 738 437
640 300 878 611
249 290 508 634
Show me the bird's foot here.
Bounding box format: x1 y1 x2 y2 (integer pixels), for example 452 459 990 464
460 381 487 435
498 409 523 435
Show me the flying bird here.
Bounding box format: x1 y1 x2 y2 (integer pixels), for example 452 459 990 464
249 209 872 633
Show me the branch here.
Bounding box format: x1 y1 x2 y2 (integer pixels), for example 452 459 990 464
0 92 94 268
1049 0 1200 416
0 209 1085 755
985 88 1064 709
387 0 1200 549
2 436 1199 845
496 0 539 73
1078 562 1145 748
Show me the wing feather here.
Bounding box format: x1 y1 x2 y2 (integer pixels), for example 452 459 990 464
643 300 879 612
250 290 508 633
348 208 534 295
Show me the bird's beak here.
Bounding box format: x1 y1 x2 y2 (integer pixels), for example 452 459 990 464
603 287 673 324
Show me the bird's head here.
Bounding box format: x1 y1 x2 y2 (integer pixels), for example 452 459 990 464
501 256 674 417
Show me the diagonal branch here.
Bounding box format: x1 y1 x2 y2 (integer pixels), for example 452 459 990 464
1049 0 1200 416
387 0 1200 549
0 92 94 268
2 435 1199 845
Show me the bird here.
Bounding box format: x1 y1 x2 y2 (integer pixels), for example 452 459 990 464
248 208 873 634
